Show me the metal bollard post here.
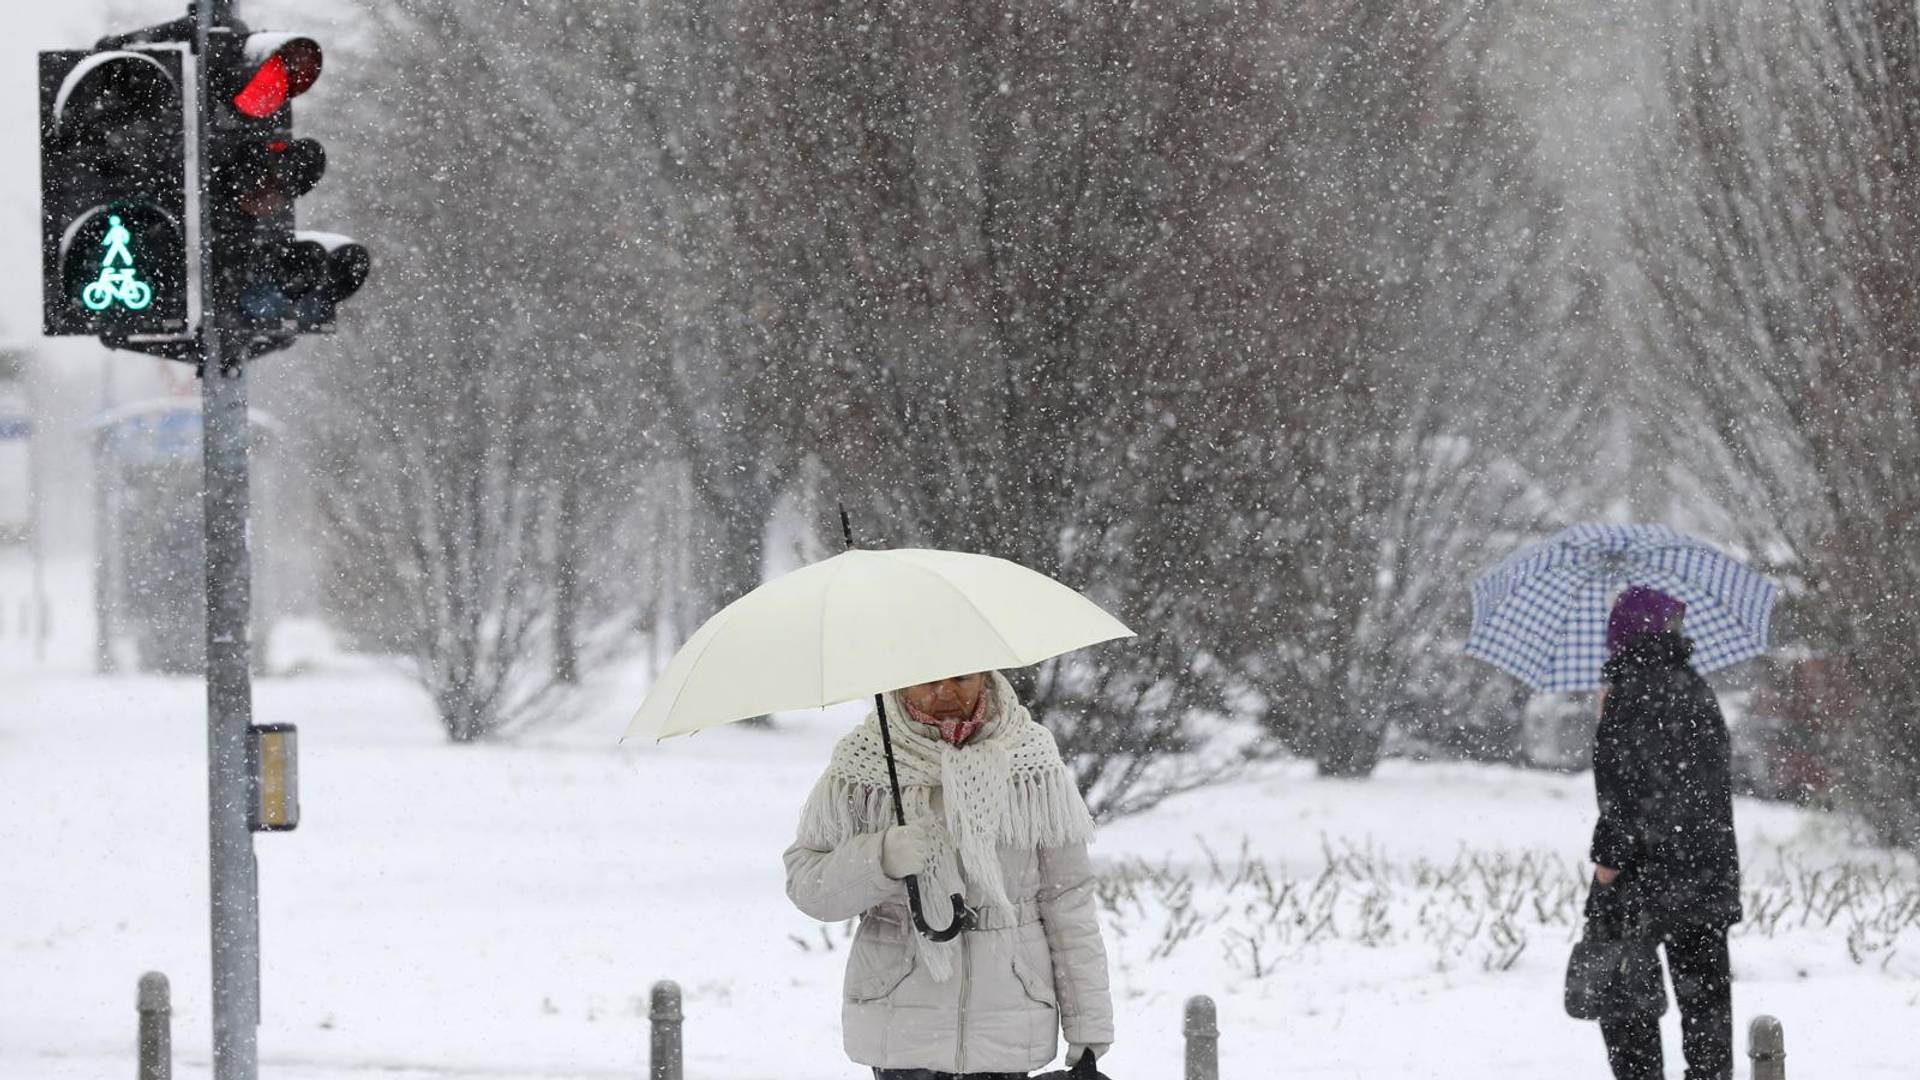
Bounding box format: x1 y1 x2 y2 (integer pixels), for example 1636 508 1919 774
1184 994 1219 1080
649 980 683 1080
137 972 171 1080
1749 1015 1785 1080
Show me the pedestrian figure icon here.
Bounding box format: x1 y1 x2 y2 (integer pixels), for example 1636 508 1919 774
102 216 134 267
82 214 153 312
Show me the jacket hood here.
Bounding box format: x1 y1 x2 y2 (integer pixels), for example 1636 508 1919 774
1603 630 1694 681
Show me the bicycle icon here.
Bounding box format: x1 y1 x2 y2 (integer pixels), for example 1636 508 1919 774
83 267 153 312
81 214 155 312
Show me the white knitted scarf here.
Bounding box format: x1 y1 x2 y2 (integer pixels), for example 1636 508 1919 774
795 671 1094 981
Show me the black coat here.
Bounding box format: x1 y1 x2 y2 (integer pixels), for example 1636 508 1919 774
1590 632 1743 927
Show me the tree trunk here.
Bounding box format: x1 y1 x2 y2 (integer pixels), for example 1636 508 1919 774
689 471 775 725
553 474 580 685
1314 710 1386 779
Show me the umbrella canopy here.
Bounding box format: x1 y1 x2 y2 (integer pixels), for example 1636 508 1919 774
1465 523 1778 692
626 547 1134 740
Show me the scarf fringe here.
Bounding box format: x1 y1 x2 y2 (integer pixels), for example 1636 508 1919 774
795 748 1095 854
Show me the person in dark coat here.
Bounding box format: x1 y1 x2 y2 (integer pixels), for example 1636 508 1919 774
1589 586 1743 1080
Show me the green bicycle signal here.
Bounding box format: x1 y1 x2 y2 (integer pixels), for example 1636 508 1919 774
81 214 154 312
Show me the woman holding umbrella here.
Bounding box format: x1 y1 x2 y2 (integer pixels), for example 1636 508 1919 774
1466 527 1772 1080
785 669 1114 1078
1588 586 1742 1080
628 543 1129 1076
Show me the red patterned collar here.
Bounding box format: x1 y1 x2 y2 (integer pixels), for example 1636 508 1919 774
902 691 989 746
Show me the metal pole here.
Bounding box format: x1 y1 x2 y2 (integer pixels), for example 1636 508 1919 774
195 2 260 1079
137 972 172 1080
92 377 113 674
1749 1015 1786 1080
1184 994 1220 1080
648 981 683 1080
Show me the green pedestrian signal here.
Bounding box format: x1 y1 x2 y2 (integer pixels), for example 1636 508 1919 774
39 47 189 336
81 215 154 311
57 202 182 328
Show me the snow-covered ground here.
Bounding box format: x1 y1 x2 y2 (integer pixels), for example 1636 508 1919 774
4 557 1917 1079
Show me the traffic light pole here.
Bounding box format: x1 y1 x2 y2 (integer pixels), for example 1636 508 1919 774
201 346 259 1080
41 3 353 1067
195 1 262 1078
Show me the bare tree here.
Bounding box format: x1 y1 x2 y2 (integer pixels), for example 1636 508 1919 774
1633 0 1920 846
1254 4 1607 774
293 0 661 739
288 0 1610 782
634 0 1594 801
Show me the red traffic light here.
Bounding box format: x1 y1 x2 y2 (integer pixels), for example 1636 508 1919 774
232 56 287 118
232 34 321 118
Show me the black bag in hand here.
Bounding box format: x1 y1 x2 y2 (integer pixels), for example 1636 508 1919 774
1034 1051 1112 1080
1565 882 1668 1021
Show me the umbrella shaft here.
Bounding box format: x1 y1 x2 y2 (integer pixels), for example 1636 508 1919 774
872 691 971 942
873 692 910 828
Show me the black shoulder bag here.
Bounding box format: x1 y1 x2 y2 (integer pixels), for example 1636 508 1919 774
1565 879 1668 1021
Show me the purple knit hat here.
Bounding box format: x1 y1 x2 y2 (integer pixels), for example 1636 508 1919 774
1607 585 1687 656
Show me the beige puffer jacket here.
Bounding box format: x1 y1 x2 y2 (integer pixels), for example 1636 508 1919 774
784 828 1114 1072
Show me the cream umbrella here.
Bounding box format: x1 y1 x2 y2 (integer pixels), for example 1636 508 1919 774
626 547 1133 739
626 527 1133 938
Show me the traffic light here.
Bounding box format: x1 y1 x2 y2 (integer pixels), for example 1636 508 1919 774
39 46 190 337
207 31 367 335
291 231 371 330
41 13 368 356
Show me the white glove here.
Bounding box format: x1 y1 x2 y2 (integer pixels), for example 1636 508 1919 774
879 822 931 879
1067 1043 1110 1066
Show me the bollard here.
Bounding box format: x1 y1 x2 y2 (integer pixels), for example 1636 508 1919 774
1749 1015 1785 1080
137 972 171 1080
649 980 683 1080
1184 994 1219 1080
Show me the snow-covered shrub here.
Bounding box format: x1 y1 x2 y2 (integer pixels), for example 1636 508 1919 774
1093 839 1920 981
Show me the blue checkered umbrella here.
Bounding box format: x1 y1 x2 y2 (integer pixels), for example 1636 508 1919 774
1465 523 1778 692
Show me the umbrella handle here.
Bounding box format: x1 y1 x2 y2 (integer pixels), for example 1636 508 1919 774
904 876 973 942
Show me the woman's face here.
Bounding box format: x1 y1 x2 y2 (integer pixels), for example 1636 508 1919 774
901 673 988 720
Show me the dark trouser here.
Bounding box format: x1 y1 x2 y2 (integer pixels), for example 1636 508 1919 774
1599 924 1733 1080
873 1072 1026 1080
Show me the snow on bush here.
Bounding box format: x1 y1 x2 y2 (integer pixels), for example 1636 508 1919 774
1091 838 1920 981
